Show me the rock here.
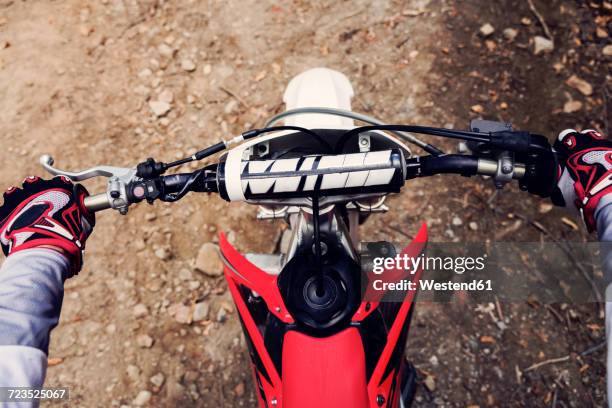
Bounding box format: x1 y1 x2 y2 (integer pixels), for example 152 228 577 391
424 375 436 392
217 307 227 323
596 27 608 39
188 280 201 290
203 64 212 75
224 99 238 114
137 334 154 348
126 364 140 382
145 213 156 221
178 268 193 281
194 243 223 276
533 36 553 55
468 221 478 231
158 89 174 104
133 303 149 318
106 324 116 334
539 202 554 214
604 45 612 56
138 68 152 78
503 28 518 41
429 355 439 367
479 23 495 37
134 239 146 251
234 382 245 397
566 75 593 96
193 301 209 322
158 43 174 58
563 100 583 113
150 373 165 388
133 390 152 406
169 303 192 324
149 101 171 117
181 59 196 72
452 216 463 226
521 17 532 26
154 247 171 261
470 104 484 113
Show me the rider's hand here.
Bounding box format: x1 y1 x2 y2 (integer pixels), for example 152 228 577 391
552 129 612 232
0 176 95 277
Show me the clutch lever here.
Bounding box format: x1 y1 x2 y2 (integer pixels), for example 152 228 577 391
39 154 138 214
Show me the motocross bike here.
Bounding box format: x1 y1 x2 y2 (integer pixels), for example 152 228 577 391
39 68 558 407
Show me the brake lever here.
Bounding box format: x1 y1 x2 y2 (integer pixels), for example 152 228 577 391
39 154 138 214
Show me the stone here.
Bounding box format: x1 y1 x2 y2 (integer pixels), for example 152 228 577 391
154 247 171 261
158 43 174 57
194 243 223 276
452 216 463 226
137 334 154 348
106 324 116 334
193 301 209 322
216 307 227 323
126 365 140 382
502 28 518 41
181 58 196 72
158 89 174 103
234 382 245 397
533 36 553 55
149 101 171 117
188 280 201 290
604 45 612 56
150 373 165 388
203 64 212 75
479 23 495 37
563 100 583 113
133 303 148 318
133 390 152 406
566 75 593 96
169 303 192 324
424 375 436 392
138 68 152 78
178 268 193 281
470 104 484 113
468 221 478 231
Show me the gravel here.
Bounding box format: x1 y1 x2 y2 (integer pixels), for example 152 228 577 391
533 36 554 55
194 243 223 276
133 304 149 318
132 390 152 406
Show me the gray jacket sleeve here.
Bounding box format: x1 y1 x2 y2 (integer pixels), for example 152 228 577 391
0 249 69 391
595 198 612 408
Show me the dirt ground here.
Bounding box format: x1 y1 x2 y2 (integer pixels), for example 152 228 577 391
0 0 610 407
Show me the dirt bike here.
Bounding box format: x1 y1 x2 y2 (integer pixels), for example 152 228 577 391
39 68 558 407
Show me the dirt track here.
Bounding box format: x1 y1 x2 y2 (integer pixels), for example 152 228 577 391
0 0 609 407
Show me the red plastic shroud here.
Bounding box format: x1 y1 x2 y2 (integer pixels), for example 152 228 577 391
219 223 427 408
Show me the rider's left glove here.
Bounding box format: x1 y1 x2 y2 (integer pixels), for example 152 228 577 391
0 176 95 278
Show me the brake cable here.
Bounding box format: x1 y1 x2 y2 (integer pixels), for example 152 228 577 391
136 125 333 179
311 193 325 295
335 125 492 153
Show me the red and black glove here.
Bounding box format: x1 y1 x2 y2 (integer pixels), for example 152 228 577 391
552 129 612 232
0 176 95 277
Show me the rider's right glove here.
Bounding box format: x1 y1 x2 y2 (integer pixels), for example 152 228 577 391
0 176 95 278
553 129 612 233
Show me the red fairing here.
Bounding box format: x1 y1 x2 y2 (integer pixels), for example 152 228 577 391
283 328 369 408
219 223 428 408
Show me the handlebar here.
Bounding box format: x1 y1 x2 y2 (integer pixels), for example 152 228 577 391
39 123 557 213
78 152 540 213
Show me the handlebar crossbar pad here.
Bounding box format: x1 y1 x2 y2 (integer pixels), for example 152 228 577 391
217 149 406 201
